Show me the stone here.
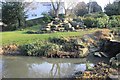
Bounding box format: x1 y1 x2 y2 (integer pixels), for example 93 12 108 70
116 53 120 60
0 47 4 55
100 52 108 57
79 47 89 57
100 40 120 57
64 19 69 23
47 21 53 26
94 52 102 57
71 27 75 31
68 23 72 28
70 21 77 27
109 68 118 75
110 53 120 67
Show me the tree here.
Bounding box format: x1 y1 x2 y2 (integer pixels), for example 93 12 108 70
50 0 62 17
2 2 26 31
87 1 102 13
74 2 88 16
62 0 77 16
104 1 120 16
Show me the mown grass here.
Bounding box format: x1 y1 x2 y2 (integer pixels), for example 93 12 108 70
1 25 99 46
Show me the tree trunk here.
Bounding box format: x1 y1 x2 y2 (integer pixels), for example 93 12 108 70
17 17 21 29
118 1 120 14
55 10 59 18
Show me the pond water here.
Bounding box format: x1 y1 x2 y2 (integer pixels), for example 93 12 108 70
0 55 94 78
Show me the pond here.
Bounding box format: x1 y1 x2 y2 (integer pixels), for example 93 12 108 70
0 55 95 78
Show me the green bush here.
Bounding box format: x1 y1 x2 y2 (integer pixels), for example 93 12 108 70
20 42 43 56
84 12 109 18
42 13 53 23
26 30 36 34
49 37 68 45
83 17 97 28
62 42 75 52
83 12 109 28
59 14 65 19
108 15 120 28
108 19 119 28
20 42 60 56
41 43 60 55
96 18 108 28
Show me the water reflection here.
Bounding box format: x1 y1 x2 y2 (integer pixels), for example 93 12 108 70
1 56 93 78
0 56 2 79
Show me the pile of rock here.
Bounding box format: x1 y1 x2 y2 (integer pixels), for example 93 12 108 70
74 62 118 79
41 17 85 32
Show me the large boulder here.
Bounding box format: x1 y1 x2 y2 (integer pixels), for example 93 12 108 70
100 40 120 57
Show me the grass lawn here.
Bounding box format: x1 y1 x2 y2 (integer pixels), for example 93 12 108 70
1 25 99 46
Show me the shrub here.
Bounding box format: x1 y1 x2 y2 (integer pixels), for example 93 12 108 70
26 30 36 34
59 14 65 19
62 42 75 52
108 15 120 28
20 42 43 56
20 42 60 56
83 17 97 28
41 43 60 56
108 19 119 28
96 18 108 28
42 13 53 23
83 12 109 28
84 12 109 19
49 37 68 45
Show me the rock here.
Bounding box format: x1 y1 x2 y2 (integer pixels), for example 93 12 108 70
68 23 72 28
100 52 108 57
71 27 75 31
86 63 94 70
82 34 95 46
64 19 69 23
74 71 83 76
47 21 53 26
116 53 120 60
0 47 4 55
70 21 77 27
94 52 102 57
110 53 120 67
82 71 91 78
109 68 118 75
79 47 89 57
89 47 99 53
76 25 80 29
41 26 51 31
100 40 120 57
108 74 119 80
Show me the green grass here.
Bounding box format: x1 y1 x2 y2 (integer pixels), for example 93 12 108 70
1 25 99 46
